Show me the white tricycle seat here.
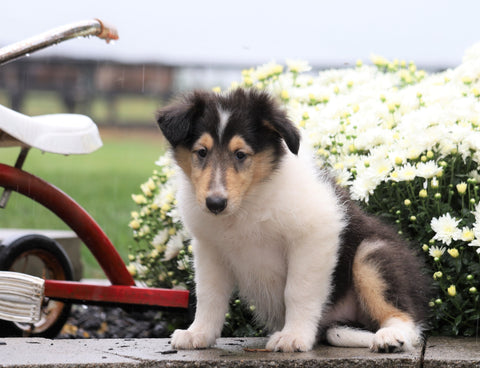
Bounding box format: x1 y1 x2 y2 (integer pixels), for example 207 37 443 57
0 103 102 155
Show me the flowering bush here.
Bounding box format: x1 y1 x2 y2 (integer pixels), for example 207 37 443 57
129 45 480 337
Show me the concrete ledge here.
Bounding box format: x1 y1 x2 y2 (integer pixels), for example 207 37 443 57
423 336 480 368
1 336 478 367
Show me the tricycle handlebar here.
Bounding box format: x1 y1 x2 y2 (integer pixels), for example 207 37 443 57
0 18 118 66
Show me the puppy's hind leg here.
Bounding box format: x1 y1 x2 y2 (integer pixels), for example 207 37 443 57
325 325 374 348
352 240 424 353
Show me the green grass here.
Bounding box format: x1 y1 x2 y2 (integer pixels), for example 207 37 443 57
0 129 165 278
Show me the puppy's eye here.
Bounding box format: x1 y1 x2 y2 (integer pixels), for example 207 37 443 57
196 148 208 158
235 151 247 161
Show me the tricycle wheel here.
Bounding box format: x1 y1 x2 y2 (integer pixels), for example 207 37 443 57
0 234 74 338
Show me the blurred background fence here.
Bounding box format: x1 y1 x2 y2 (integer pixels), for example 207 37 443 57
0 57 247 128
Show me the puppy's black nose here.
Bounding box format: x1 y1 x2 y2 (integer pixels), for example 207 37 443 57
206 196 227 214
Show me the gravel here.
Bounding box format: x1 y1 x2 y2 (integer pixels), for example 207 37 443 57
57 305 175 339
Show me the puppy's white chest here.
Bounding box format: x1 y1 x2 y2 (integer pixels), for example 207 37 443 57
229 225 289 326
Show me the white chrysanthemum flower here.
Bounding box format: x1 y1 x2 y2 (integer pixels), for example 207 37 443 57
430 213 461 245
151 228 169 248
334 169 352 187
350 168 383 202
468 238 480 253
286 60 311 74
416 161 442 179
163 233 185 261
155 151 174 168
473 203 480 222
429 245 446 258
395 163 417 182
468 215 480 254
461 227 475 242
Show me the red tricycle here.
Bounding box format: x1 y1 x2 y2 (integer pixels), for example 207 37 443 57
0 19 190 337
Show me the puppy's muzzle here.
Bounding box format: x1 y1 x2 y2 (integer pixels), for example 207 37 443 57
206 196 228 215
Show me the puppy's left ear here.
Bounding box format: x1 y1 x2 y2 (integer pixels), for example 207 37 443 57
248 89 301 155
264 114 301 155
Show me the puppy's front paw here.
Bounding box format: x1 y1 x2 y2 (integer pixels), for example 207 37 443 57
371 327 409 353
171 329 215 350
266 330 314 352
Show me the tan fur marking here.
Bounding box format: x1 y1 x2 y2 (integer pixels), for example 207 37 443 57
194 133 214 151
228 135 253 155
225 135 254 209
251 149 276 185
223 137 276 211
262 119 278 134
190 133 215 206
174 146 192 177
192 165 213 205
353 241 412 326
225 166 251 208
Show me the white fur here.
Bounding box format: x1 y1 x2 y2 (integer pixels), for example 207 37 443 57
171 149 347 352
217 108 230 139
326 326 374 348
371 317 423 352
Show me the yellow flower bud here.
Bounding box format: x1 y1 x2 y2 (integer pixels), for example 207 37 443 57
127 264 137 277
462 76 472 85
447 248 459 258
456 182 467 195
132 194 147 204
461 228 474 242
129 219 141 230
419 189 428 198
243 77 253 87
447 285 456 297
146 178 156 191
161 203 171 213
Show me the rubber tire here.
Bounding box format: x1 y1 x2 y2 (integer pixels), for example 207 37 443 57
0 234 74 338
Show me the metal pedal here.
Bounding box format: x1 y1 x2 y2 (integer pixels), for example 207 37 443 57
0 271 44 323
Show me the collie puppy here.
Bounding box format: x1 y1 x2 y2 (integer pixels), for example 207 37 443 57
156 88 429 353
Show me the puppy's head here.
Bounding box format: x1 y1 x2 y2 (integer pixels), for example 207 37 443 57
157 88 300 215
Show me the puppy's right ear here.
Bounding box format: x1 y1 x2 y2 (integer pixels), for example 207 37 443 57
156 92 206 147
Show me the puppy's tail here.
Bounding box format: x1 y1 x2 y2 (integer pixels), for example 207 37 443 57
325 326 374 348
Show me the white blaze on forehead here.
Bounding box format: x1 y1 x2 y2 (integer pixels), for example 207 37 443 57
217 108 231 140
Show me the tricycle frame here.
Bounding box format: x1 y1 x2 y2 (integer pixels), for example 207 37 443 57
0 160 189 309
